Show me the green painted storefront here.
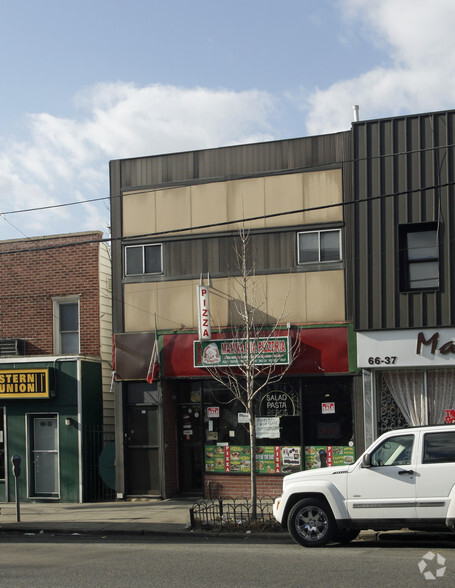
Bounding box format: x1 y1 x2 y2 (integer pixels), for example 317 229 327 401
0 357 102 503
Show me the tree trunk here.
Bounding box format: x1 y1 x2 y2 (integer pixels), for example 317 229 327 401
248 397 257 521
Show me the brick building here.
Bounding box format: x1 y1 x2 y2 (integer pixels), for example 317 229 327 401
0 232 113 502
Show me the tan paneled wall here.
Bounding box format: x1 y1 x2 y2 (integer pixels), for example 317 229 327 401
122 170 342 237
124 271 345 332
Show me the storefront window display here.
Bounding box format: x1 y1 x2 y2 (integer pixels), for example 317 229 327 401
202 377 354 474
301 379 354 468
379 369 455 428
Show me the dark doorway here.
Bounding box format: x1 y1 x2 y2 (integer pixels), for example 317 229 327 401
302 379 353 446
178 402 203 494
125 405 162 496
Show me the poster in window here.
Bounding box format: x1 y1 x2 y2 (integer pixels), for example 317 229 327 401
204 444 302 474
281 447 301 473
204 445 226 472
256 417 280 438
305 445 355 469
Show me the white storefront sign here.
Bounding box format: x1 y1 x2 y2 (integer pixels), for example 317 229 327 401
256 417 280 438
357 328 455 368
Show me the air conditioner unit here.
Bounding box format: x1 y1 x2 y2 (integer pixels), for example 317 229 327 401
0 339 26 356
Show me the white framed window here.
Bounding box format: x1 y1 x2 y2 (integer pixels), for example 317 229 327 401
399 223 439 291
53 296 80 354
125 244 163 276
297 229 342 264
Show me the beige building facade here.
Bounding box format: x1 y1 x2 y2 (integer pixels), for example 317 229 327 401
110 134 361 499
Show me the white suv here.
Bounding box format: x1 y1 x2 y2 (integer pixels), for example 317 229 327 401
273 424 455 547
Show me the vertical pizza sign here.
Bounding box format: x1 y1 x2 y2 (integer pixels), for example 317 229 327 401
197 285 211 340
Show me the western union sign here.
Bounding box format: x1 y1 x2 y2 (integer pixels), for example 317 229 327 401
0 369 51 399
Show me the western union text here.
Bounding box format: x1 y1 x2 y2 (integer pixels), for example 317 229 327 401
0 372 46 395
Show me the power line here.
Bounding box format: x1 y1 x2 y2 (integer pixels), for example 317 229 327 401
1 177 454 256
1 138 455 220
0 195 108 217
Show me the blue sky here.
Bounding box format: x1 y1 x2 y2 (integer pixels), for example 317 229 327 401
0 0 454 240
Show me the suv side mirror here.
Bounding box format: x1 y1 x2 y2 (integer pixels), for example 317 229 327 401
361 453 371 468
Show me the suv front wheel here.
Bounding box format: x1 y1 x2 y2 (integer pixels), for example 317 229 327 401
288 498 336 547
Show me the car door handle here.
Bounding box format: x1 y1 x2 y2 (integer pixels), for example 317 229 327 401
398 469 414 475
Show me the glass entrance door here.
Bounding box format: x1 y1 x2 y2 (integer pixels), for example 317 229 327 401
32 416 59 496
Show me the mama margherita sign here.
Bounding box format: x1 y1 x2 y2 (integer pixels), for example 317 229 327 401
194 336 291 368
0 368 51 399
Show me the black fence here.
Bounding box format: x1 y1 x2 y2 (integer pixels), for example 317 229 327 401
83 425 116 502
189 496 280 531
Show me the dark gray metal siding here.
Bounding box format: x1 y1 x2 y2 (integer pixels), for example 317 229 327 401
122 228 344 284
348 110 455 330
110 133 350 192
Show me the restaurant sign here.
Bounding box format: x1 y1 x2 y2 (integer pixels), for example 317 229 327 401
0 368 51 399
194 336 291 368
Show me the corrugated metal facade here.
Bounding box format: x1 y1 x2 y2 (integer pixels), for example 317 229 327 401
348 109 455 331
111 134 350 190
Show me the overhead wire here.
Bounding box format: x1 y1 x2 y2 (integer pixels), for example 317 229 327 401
1 177 455 256
1 139 454 327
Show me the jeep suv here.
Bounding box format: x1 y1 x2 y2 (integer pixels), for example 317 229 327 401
273 424 455 547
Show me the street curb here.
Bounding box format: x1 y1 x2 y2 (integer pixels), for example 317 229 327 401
1 525 453 544
0 525 291 540
0 527 396 542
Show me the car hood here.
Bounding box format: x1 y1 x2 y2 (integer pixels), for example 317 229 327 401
282 465 351 488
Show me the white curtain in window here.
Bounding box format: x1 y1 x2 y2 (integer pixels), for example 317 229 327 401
382 371 427 426
427 370 455 424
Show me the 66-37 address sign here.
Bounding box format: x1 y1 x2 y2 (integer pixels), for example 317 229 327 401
368 356 397 365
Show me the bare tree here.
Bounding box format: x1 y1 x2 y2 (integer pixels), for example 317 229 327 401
202 226 298 519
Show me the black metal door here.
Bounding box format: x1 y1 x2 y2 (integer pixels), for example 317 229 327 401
126 406 161 496
178 403 203 494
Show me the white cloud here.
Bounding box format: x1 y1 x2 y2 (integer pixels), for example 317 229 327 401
0 84 276 240
3 1 455 241
81 83 277 156
305 0 455 134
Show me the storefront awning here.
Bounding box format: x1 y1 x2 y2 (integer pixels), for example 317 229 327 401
113 332 156 381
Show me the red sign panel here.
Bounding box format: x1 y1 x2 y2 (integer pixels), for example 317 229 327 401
163 327 350 377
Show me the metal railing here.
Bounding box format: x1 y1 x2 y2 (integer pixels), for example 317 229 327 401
189 496 281 531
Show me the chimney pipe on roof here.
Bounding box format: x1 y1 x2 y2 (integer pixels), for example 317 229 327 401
353 105 360 122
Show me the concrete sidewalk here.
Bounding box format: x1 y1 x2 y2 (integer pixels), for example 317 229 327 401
0 499 196 536
1 499 453 544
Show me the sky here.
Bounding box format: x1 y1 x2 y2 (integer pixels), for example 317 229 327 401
1 0 455 241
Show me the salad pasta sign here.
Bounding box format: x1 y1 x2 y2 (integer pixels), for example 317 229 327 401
194 336 291 367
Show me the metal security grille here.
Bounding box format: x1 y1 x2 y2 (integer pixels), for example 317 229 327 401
83 425 116 501
378 373 408 434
